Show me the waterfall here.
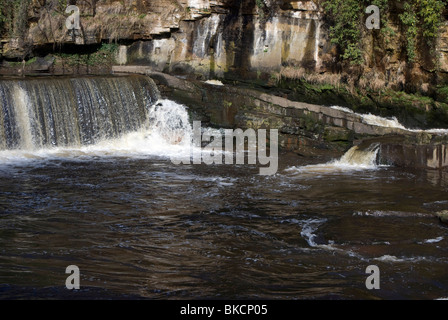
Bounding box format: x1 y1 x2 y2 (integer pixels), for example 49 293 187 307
314 20 321 69
0 75 203 165
0 75 198 164
11 86 34 150
147 99 193 153
0 75 160 152
116 45 128 65
287 144 381 174
333 144 380 169
330 105 448 134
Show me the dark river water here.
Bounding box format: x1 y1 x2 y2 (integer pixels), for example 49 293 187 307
0 152 447 300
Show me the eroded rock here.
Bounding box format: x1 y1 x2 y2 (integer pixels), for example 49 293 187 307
436 211 448 224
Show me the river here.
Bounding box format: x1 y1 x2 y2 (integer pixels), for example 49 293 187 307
0 76 447 300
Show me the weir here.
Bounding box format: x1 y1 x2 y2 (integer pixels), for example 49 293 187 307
1 72 448 171
0 75 160 151
137 69 448 171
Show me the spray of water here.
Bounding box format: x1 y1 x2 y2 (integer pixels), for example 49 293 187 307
330 105 448 133
287 144 380 174
0 98 195 165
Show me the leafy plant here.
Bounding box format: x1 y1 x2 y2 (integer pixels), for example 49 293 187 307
399 0 446 63
256 0 266 19
55 43 119 68
322 0 364 64
416 0 446 45
399 1 418 62
0 0 15 37
322 0 447 64
371 0 396 42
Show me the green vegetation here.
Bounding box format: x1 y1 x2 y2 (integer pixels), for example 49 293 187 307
322 0 364 64
0 0 77 37
256 0 266 19
256 0 265 9
25 56 37 65
0 0 31 39
417 0 446 41
55 43 119 68
5 56 37 67
0 0 12 36
322 0 447 64
372 0 396 43
399 1 418 62
436 86 448 102
398 0 446 62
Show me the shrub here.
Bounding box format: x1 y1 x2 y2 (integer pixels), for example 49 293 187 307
322 0 364 64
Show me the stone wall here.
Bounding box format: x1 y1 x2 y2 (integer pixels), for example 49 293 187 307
112 66 448 169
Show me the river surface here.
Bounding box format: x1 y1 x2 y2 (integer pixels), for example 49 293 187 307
0 151 447 300
0 77 447 300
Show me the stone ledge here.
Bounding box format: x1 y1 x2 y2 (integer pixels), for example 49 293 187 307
112 66 448 170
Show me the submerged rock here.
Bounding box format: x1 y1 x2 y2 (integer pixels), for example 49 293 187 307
436 211 448 224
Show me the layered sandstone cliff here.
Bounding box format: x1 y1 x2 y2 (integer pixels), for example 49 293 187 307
0 1 447 96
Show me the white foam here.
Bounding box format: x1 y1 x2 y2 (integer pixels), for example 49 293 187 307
299 218 365 259
300 218 327 247
353 210 429 218
330 105 448 133
0 99 198 166
424 128 448 134
423 236 444 244
374 255 427 263
374 255 405 262
286 144 380 174
361 113 407 130
204 80 224 86
330 106 355 114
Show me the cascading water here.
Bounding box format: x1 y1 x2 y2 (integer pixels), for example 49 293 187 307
0 75 194 164
288 103 448 175
148 99 192 145
333 143 380 168
0 75 159 150
330 105 448 134
287 143 381 174
330 106 407 130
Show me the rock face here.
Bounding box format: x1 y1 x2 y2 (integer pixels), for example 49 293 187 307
123 0 325 80
1 0 447 90
439 24 448 73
